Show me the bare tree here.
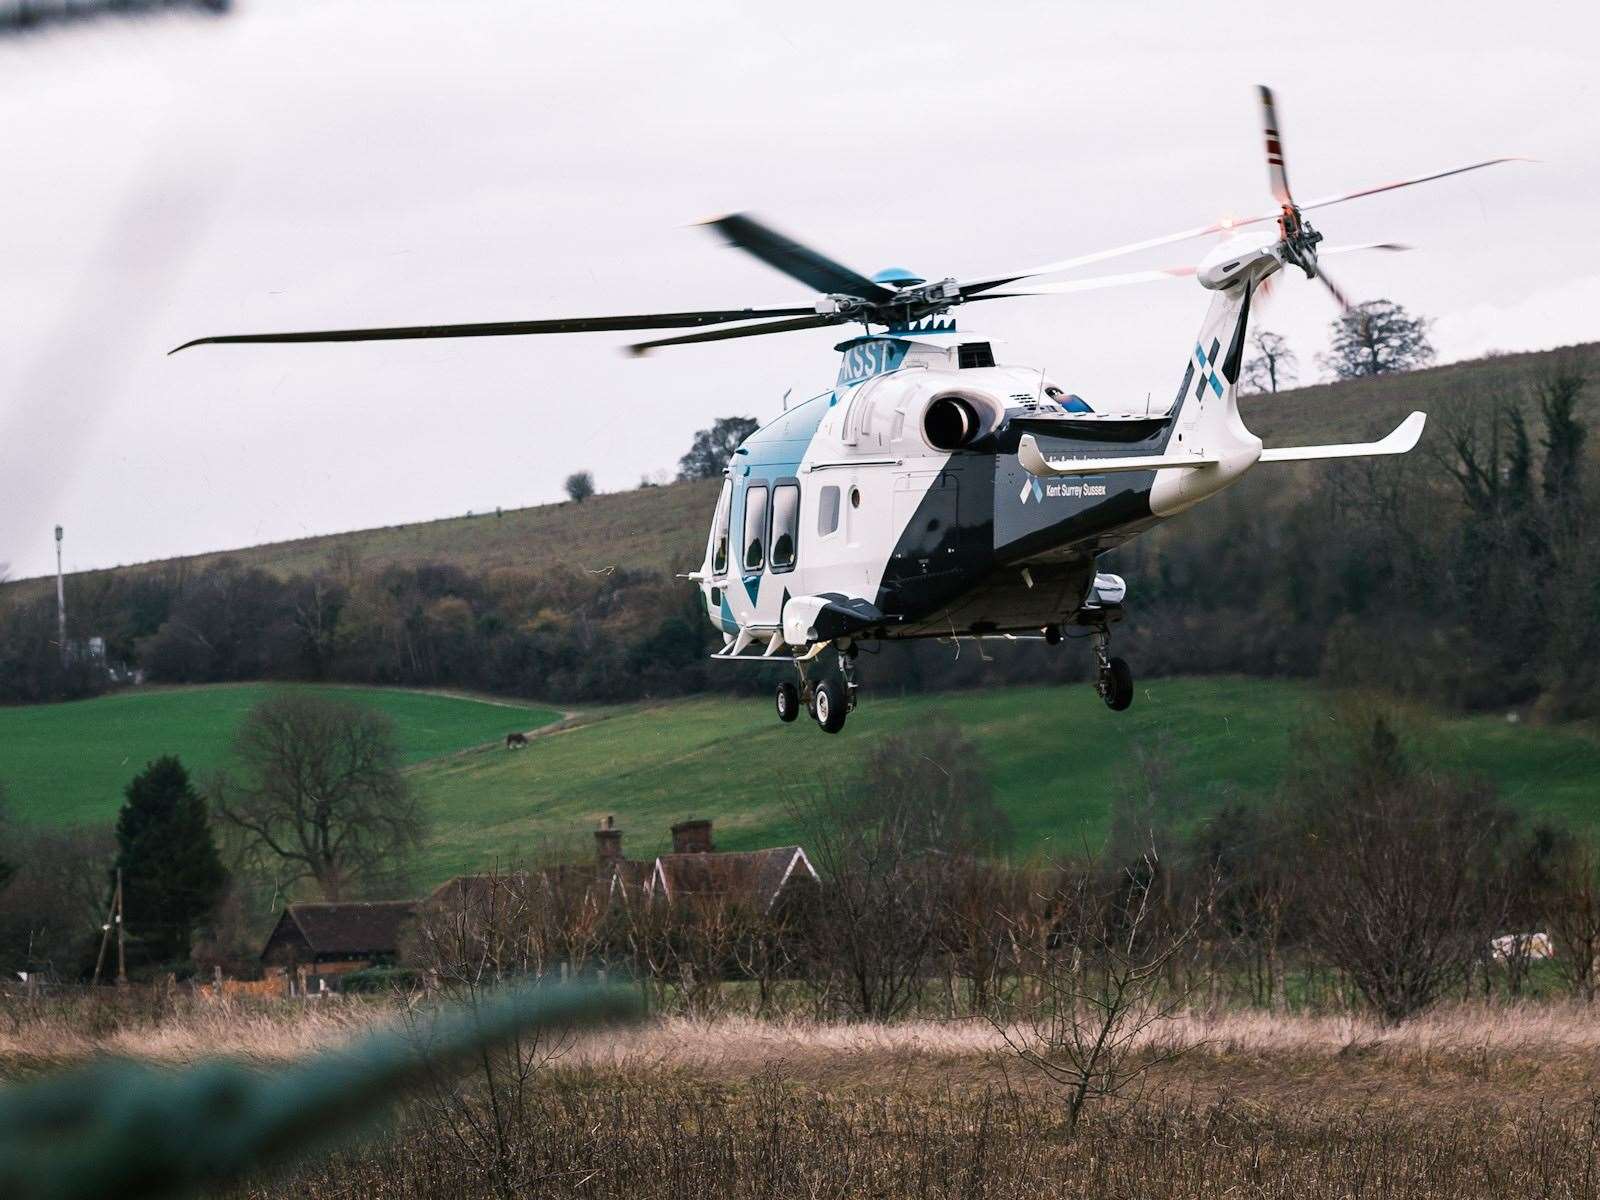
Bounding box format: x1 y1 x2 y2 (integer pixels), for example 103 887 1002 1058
563 471 595 503
1547 836 1600 1002
211 692 426 901
938 858 1043 1016
995 850 1202 1136
406 863 577 1199
1291 715 1514 1022
1241 329 1298 394
1319 299 1434 379
791 717 1003 1018
791 779 943 1018
0 821 116 981
1189 802 1298 1010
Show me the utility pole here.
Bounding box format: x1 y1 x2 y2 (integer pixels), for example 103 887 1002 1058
91 868 129 987
54 525 67 665
92 876 115 986
115 868 127 987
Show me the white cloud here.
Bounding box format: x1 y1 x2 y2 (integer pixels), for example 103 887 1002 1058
1431 274 1600 364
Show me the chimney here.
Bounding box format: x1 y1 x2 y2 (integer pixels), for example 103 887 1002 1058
595 815 623 873
671 818 714 855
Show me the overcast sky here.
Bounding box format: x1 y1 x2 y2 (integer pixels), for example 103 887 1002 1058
2 0 1594 580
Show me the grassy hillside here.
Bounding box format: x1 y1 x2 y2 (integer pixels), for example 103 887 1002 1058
7 342 1596 603
409 678 1600 887
0 684 560 827
3 478 721 603
3 678 1591 886
1239 340 1600 448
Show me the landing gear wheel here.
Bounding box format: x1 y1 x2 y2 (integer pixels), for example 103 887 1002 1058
813 678 848 734
775 681 800 723
1101 656 1134 711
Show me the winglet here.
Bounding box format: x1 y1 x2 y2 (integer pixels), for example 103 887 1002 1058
1257 411 1426 464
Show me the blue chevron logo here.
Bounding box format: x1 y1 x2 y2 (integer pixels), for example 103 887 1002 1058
1193 337 1224 401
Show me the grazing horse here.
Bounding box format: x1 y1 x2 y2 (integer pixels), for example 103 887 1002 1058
505 732 529 749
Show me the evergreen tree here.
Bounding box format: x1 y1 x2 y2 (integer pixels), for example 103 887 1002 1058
114 756 227 967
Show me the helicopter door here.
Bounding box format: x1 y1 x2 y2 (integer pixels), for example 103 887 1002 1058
890 472 960 612
892 472 958 564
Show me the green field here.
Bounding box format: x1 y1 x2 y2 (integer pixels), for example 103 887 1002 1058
410 678 1600 887
2 679 1592 887
0 684 561 827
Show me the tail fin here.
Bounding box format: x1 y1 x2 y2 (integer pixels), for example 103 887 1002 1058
1150 280 1263 515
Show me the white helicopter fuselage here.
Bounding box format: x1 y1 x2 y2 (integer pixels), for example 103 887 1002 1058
695 240 1365 660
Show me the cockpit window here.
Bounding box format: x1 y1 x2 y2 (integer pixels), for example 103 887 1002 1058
1045 385 1094 414
743 485 768 571
710 481 731 576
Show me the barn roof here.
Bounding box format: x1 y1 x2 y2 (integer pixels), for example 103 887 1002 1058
427 860 651 911
276 900 417 957
650 846 817 910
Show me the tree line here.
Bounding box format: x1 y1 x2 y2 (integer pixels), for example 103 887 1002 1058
1 353 1592 719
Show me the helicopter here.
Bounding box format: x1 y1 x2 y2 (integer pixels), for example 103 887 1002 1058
173 86 1520 733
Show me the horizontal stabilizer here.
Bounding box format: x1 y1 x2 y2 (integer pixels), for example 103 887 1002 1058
1018 433 1218 477
1258 411 1426 463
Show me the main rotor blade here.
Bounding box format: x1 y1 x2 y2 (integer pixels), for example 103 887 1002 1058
961 218 1267 295
1259 84 1294 208
702 214 895 302
628 312 844 356
1295 157 1531 215
963 158 1519 296
983 266 1197 297
981 243 1410 299
168 305 818 355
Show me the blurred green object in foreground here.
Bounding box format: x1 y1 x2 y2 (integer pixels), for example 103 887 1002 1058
0 984 641 1200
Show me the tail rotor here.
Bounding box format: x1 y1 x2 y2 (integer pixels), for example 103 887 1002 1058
1257 84 1344 306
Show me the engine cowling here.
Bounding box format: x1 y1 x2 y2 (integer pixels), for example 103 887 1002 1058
923 395 980 449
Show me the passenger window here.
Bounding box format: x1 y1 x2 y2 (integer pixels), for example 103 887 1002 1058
743 485 768 571
818 485 840 537
771 484 800 570
710 482 731 576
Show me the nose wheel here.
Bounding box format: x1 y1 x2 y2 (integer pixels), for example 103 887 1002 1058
1092 627 1134 712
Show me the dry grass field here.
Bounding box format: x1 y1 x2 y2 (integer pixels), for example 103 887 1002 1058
7 993 1600 1198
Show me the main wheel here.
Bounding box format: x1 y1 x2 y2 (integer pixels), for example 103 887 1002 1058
775 681 800 723
813 678 848 733
1102 656 1134 711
